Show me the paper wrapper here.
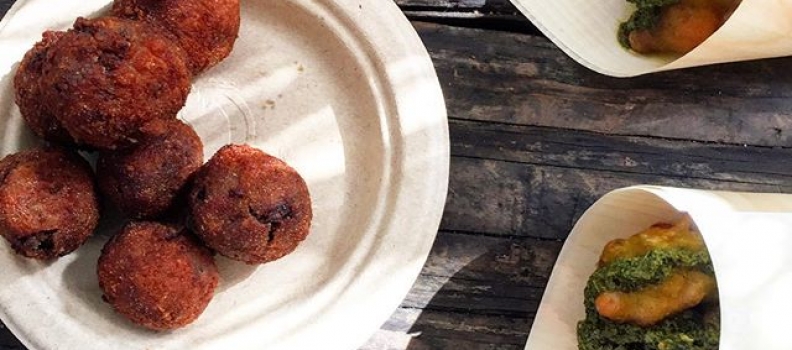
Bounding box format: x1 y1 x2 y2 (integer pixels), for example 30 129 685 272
509 0 792 77
525 185 792 350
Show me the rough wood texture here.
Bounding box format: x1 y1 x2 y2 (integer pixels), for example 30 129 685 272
362 21 792 349
397 0 538 34
4 0 792 349
397 0 515 10
416 22 792 147
0 323 23 350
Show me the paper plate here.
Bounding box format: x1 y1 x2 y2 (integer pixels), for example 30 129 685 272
0 0 448 349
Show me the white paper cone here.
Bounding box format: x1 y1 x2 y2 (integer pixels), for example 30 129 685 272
525 185 792 350
509 0 792 77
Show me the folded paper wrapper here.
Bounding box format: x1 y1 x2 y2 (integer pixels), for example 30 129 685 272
508 0 792 77
525 185 792 350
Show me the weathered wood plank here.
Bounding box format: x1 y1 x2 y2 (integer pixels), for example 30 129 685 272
0 1 9 18
395 0 537 34
451 119 792 184
402 232 560 312
367 308 528 350
363 230 552 350
402 12 536 35
440 118 792 241
396 0 515 10
415 22 792 147
0 323 23 350
442 156 792 240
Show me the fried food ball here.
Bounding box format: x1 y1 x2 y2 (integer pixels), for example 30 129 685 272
97 222 219 330
595 269 716 326
13 31 75 145
112 0 240 75
189 144 312 264
97 119 203 219
39 16 191 150
0 148 99 260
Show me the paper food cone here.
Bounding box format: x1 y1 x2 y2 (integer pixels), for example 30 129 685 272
509 0 792 77
525 185 792 350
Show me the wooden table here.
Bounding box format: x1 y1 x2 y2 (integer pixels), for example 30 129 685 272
3 1 792 349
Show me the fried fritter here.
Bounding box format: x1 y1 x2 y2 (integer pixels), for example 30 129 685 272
13 31 74 145
189 144 312 264
97 119 203 219
0 148 99 260
595 269 716 326
627 0 739 55
39 16 191 150
579 216 719 349
112 0 240 75
598 215 704 266
97 222 218 330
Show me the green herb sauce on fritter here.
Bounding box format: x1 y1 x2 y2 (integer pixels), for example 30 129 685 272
618 0 681 48
577 248 719 350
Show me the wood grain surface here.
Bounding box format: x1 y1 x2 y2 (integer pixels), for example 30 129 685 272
3 0 792 349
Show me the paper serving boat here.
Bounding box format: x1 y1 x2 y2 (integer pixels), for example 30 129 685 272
525 185 792 350
508 0 792 77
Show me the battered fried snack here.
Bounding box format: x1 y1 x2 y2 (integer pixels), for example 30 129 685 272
619 0 740 55
97 119 203 219
112 0 241 75
97 222 218 330
595 269 716 326
0 148 99 260
13 31 74 145
189 144 312 264
577 216 719 350
39 16 191 149
598 214 704 266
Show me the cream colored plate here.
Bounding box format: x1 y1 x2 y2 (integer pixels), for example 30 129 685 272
0 0 448 349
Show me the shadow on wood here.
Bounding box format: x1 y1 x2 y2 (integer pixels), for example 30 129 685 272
398 0 539 35
363 230 563 349
0 322 24 350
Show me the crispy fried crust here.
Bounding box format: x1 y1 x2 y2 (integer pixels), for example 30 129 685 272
0 148 99 260
40 16 191 149
112 0 240 75
13 31 74 145
97 222 219 330
97 119 203 219
189 144 312 264
595 269 716 326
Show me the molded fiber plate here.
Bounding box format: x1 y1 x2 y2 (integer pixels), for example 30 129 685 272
0 0 449 349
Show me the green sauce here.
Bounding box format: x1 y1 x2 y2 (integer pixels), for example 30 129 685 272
577 248 720 350
618 0 681 48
